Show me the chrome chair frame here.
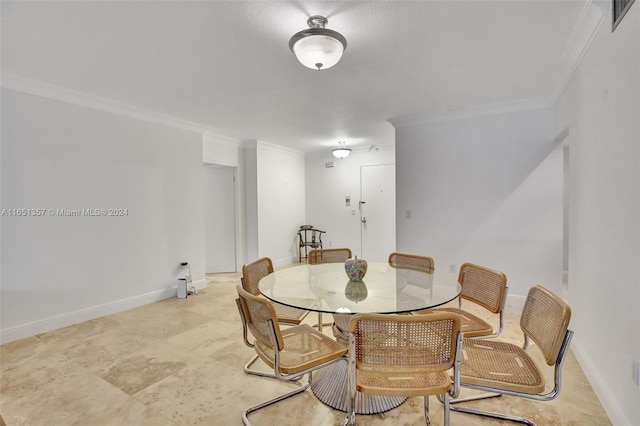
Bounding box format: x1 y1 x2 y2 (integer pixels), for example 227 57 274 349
449 285 574 425
239 257 310 378
451 331 573 425
235 297 278 379
236 288 347 426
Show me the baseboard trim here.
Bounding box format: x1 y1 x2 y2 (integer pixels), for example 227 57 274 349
570 338 628 426
273 257 296 268
189 279 208 293
505 293 527 308
0 279 208 345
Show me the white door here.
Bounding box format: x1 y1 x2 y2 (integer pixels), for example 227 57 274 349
204 165 236 272
360 164 396 262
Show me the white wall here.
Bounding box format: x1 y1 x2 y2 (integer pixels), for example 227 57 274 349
394 107 562 300
0 88 206 343
253 141 306 266
555 5 640 425
305 146 396 257
243 142 259 264
202 132 240 167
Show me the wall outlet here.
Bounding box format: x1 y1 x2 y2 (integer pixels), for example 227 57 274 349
633 359 640 386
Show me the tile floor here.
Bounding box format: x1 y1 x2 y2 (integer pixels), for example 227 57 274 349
0 271 612 425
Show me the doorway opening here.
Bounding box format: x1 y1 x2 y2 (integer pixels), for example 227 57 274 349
203 164 238 273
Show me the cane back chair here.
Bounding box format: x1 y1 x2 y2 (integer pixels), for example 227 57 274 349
388 252 435 272
307 248 353 331
387 252 435 315
235 286 347 425
345 312 463 425
242 257 309 325
452 285 573 425
240 257 310 377
418 262 508 338
308 247 353 265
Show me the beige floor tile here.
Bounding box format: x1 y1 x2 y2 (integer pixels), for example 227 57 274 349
133 357 245 424
1 358 174 426
96 345 192 395
107 300 213 339
0 271 612 426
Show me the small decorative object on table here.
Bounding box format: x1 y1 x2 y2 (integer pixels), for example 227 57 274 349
345 280 368 302
345 256 367 281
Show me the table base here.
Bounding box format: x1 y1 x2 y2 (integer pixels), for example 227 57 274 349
311 360 407 414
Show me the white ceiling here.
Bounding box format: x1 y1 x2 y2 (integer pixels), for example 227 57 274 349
1 1 592 154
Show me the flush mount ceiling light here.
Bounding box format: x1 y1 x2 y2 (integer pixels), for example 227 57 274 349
289 15 347 71
332 141 351 159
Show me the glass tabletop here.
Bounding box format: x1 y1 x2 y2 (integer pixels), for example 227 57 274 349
258 262 461 314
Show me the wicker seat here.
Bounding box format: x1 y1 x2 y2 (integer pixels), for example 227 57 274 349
451 285 573 425
417 262 508 338
236 286 347 426
388 252 434 272
345 312 463 425
308 247 353 264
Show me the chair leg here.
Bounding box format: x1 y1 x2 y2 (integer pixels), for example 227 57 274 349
424 395 431 426
450 405 536 425
243 353 306 383
345 348 357 426
243 353 278 379
312 312 334 332
343 392 356 426
450 391 501 403
442 392 449 426
438 391 501 405
242 373 312 426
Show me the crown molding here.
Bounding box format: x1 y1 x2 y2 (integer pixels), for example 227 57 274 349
388 98 551 128
551 0 607 104
202 130 241 148
1 72 212 134
389 1 606 130
248 139 304 158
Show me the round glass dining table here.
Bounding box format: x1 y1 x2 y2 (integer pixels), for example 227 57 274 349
258 262 462 414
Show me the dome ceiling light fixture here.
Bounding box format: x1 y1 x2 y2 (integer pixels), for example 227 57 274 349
289 15 347 71
332 141 351 159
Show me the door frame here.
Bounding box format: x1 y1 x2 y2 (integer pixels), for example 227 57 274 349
359 163 396 261
203 162 239 273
